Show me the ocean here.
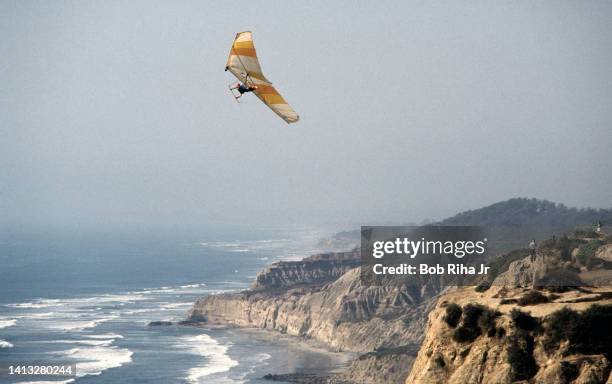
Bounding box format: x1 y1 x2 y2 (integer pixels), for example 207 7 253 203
0 226 347 383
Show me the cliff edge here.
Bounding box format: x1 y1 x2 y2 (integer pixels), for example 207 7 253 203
187 251 437 383
406 233 612 384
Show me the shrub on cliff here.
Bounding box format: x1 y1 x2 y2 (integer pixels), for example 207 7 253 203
478 307 499 337
452 326 479 343
452 304 499 343
510 308 539 332
560 361 580 383
543 307 580 353
507 309 539 380
543 305 612 356
474 280 491 292
517 290 549 306
507 329 538 381
443 303 462 328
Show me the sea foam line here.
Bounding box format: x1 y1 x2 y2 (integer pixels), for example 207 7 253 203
0 318 17 328
62 345 133 378
179 334 239 383
45 314 118 331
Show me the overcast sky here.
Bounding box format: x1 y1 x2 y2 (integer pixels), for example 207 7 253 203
1 1 611 233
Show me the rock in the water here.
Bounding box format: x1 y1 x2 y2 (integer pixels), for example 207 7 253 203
148 321 173 326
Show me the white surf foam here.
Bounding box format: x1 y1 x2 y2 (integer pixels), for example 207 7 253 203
257 352 271 363
6 293 146 312
0 318 17 328
159 302 192 310
179 283 206 289
13 380 73 384
18 312 56 319
84 333 123 339
179 334 239 383
67 293 146 305
46 314 118 331
122 308 154 315
61 344 132 378
0 339 14 348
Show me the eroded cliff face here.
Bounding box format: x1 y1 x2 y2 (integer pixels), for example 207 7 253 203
405 286 612 384
186 251 443 384
340 345 421 384
407 234 612 384
188 233 611 383
251 251 360 290
188 267 434 353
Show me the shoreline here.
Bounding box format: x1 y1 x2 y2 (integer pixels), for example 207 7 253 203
236 327 356 373
181 321 356 382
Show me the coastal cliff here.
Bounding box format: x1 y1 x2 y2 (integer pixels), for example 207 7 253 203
187 251 436 383
251 251 360 290
186 200 612 383
406 233 612 384
405 286 612 384
188 265 434 353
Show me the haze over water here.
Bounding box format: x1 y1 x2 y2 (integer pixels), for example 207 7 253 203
0 227 348 384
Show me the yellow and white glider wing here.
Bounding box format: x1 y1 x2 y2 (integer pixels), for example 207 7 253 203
226 31 299 124
252 84 299 124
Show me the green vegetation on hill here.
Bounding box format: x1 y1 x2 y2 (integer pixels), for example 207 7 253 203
440 198 612 254
576 239 605 268
326 198 611 258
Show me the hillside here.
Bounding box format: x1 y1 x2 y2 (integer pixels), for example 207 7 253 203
440 198 612 254
406 232 612 384
317 198 611 256
185 199 612 384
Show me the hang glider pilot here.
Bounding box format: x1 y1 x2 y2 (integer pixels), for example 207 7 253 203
226 67 257 98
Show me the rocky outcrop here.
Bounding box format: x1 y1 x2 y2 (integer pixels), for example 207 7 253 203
251 251 360 290
597 244 612 262
406 286 612 384
188 229 612 384
188 267 435 353
491 253 549 287
407 234 612 384
186 251 442 384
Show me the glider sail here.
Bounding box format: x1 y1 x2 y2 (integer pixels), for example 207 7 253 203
226 31 299 124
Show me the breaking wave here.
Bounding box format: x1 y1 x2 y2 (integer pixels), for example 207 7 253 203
0 339 14 348
57 333 132 379
179 334 239 383
0 318 17 328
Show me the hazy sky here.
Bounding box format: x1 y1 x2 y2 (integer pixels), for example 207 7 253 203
2 1 611 232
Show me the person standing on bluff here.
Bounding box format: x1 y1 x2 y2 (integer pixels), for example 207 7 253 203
529 239 537 263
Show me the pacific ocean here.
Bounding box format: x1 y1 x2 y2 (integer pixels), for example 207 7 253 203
0 226 347 383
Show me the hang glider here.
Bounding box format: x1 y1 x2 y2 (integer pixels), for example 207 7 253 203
225 31 299 124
